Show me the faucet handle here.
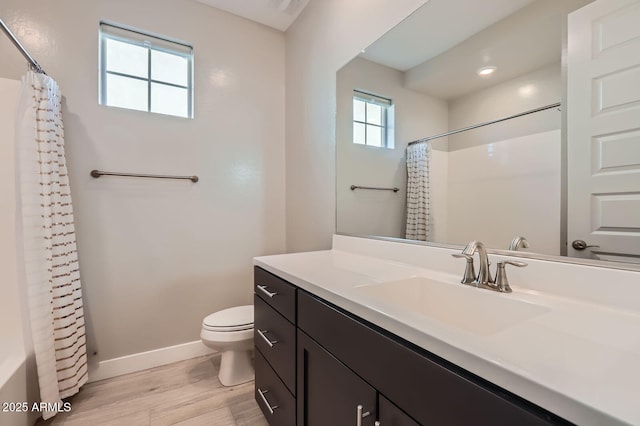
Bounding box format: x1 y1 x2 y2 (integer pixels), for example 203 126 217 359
451 253 476 284
494 260 527 293
508 236 530 251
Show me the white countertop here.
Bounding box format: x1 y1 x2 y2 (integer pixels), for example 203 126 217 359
254 235 640 426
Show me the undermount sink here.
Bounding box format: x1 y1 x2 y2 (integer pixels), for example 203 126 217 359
356 277 550 336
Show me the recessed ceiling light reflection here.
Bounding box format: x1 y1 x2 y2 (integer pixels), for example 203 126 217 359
477 66 496 77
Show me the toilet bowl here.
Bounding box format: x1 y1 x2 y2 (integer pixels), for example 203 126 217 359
200 305 254 386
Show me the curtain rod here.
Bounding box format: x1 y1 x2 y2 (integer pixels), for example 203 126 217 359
408 102 561 146
0 17 46 74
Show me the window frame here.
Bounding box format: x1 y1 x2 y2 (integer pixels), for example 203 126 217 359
353 90 394 149
99 22 194 119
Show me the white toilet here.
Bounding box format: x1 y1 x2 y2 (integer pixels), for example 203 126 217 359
200 305 254 386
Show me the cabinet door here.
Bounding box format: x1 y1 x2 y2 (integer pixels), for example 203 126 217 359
378 395 420 426
297 330 376 426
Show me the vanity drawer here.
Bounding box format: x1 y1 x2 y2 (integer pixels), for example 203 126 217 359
254 267 296 323
255 349 296 426
298 291 563 426
254 294 296 394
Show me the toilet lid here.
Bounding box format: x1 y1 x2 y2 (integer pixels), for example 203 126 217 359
203 305 253 331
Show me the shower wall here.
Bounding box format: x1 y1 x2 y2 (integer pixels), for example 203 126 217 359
0 0 286 380
0 77 37 426
447 130 561 253
445 63 562 253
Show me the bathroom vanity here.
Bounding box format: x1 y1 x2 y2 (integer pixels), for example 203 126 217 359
253 235 640 426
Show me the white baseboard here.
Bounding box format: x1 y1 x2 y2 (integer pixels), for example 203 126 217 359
87 340 215 383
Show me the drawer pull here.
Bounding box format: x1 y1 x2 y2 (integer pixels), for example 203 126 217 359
257 388 279 415
257 329 278 348
257 284 278 298
356 404 371 426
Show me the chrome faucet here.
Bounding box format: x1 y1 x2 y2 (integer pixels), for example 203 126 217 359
508 236 529 251
494 260 528 293
452 240 528 293
462 241 493 286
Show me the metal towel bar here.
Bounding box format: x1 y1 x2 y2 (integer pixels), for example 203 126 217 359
351 185 399 193
90 170 199 183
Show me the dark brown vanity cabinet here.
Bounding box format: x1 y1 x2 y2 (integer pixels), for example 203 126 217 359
254 267 570 426
378 396 421 426
254 268 297 425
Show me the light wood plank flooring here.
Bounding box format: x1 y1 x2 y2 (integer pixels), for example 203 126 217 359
35 355 268 426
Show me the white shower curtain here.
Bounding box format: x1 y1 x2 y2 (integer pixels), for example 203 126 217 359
15 71 87 420
405 142 430 241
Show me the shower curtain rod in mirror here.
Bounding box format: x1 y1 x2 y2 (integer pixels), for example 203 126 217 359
408 102 561 146
0 17 47 74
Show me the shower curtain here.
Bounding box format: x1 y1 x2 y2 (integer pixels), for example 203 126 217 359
405 142 430 241
16 71 87 419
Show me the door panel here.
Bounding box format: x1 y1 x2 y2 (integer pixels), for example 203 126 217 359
567 0 640 260
297 330 376 426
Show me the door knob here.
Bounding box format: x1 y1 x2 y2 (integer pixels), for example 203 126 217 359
571 240 600 250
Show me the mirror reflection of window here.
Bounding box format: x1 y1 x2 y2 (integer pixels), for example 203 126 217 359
352 90 394 148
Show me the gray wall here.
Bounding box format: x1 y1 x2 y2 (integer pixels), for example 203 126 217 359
0 0 286 368
336 57 447 239
284 0 429 252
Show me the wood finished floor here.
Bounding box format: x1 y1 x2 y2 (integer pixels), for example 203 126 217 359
35 354 268 426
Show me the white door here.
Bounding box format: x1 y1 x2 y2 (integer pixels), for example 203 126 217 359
567 0 640 262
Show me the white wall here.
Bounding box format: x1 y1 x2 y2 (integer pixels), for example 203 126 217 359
285 0 429 252
0 0 285 373
429 149 449 242
336 57 447 238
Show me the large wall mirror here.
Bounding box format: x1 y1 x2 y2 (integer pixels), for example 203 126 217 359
336 0 640 268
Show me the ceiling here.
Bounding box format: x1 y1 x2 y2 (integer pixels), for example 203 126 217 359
359 0 592 100
360 0 537 72
195 0 310 31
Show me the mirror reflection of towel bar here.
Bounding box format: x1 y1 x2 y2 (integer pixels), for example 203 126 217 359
351 185 399 193
90 169 199 183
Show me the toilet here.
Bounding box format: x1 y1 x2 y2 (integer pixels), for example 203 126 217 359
200 305 254 386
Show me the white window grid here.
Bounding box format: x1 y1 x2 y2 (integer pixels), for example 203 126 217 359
99 22 194 118
353 90 393 148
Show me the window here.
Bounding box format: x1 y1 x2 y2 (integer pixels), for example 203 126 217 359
353 90 394 148
99 22 193 118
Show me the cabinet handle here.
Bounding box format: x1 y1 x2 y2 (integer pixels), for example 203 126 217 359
257 388 279 415
257 284 278 298
257 329 278 347
356 404 371 426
